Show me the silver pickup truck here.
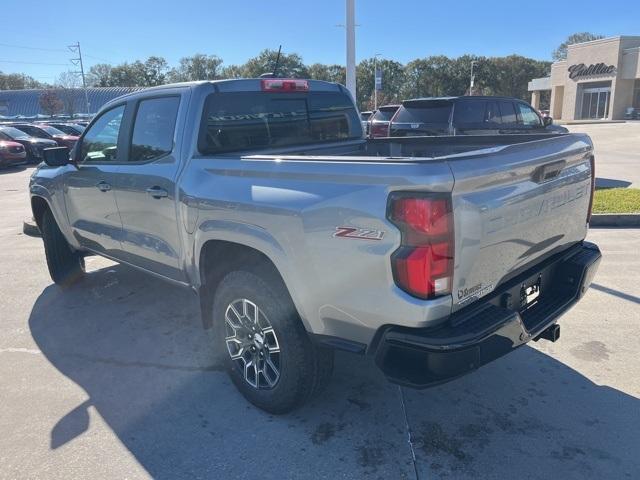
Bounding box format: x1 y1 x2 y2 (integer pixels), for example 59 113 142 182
30 78 601 413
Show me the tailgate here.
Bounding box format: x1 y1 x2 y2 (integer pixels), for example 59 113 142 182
448 134 593 312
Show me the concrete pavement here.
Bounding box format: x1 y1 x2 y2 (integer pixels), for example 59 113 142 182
567 121 640 188
0 166 639 479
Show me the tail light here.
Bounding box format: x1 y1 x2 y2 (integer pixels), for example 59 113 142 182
261 79 309 92
587 155 595 224
387 193 454 299
370 122 389 138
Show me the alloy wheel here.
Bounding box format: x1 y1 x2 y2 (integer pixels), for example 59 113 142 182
224 298 281 389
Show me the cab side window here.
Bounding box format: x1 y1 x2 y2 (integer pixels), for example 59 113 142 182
80 105 125 163
453 101 486 126
129 96 180 162
484 101 501 124
498 101 518 125
516 103 542 127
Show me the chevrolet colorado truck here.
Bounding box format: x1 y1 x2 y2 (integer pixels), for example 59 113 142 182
30 79 601 413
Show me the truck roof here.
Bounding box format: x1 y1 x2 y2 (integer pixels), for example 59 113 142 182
106 78 347 106
404 96 529 104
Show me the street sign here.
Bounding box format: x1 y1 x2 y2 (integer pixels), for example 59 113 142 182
375 67 382 91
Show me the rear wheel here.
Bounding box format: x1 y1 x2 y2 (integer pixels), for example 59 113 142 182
212 270 333 414
41 209 85 287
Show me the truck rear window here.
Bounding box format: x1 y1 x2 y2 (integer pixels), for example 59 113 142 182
395 100 452 124
199 91 362 154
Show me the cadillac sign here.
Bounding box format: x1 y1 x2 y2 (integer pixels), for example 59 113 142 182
568 63 616 80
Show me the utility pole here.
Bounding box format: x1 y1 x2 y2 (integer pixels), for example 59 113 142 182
469 60 478 96
345 0 356 101
68 41 90 115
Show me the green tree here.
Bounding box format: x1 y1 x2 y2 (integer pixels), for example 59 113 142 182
87 57 168 87
403 55 465 98
107 62 140 87
231 49 309 78
307 63 345 84
356 58 405 110
87 64 113 87
486 55 550 100
219 64 245 79
552 32 604 61
168 54 223 82
139 56 169 86
0 72 45 90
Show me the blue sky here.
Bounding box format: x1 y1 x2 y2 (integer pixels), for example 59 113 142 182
2 0 639 82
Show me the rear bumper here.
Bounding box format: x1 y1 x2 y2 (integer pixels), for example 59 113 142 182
373 241 601 389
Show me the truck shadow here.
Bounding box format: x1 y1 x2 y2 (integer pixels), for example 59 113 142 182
29 264 639 479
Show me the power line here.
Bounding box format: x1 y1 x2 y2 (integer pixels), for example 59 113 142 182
0 42 68 52
84 54 113 63
0 59 70 66
0 40 115 63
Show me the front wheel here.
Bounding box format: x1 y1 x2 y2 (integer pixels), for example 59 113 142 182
212 270 333 414
41 209 85 287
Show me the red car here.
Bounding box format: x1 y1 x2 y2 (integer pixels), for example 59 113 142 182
0 140 27 168
9 123 79 149
368 104 400 138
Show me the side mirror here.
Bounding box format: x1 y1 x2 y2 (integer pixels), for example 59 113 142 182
543 116 553 127
42 147 70 167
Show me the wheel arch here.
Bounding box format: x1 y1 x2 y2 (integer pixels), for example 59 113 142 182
31 195 51 230
197 239 307 332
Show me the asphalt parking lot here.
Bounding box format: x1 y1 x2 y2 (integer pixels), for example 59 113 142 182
1 165 639 479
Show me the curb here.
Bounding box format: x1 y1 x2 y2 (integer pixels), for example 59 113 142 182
590 213 640 228
22 217 41 237
560 120 627 125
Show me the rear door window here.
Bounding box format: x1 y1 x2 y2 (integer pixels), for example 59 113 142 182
484 101 501 124
453 101 486 125
130 96 180 162
395 101 453 124
199 91 361 154
498 101 518 125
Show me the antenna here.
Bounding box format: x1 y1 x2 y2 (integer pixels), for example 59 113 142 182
273 45 282 78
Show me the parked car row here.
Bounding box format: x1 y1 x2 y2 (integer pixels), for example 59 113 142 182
0 122 82 166
0 139 27 168
360 96 566 138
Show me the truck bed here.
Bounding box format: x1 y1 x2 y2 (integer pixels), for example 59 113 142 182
242 132 593 315
245 133 579 162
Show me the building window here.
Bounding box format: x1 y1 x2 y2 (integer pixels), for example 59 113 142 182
633 79 640 109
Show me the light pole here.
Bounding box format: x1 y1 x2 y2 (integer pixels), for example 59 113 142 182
469 60 478 96
374 53 381 110
345 0 356 101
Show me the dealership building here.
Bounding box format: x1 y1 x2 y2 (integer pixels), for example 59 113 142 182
529 36 640 121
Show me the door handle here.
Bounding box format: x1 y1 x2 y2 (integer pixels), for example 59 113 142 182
96 181 111 192
146 186 168 199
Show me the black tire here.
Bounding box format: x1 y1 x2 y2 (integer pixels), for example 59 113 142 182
41 209 85 287
212 270 333 414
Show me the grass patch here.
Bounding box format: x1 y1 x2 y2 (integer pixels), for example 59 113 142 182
593 188 640 214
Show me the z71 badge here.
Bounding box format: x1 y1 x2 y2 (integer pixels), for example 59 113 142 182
333 226 385 241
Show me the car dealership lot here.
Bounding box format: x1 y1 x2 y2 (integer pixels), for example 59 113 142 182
0 166 639 479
